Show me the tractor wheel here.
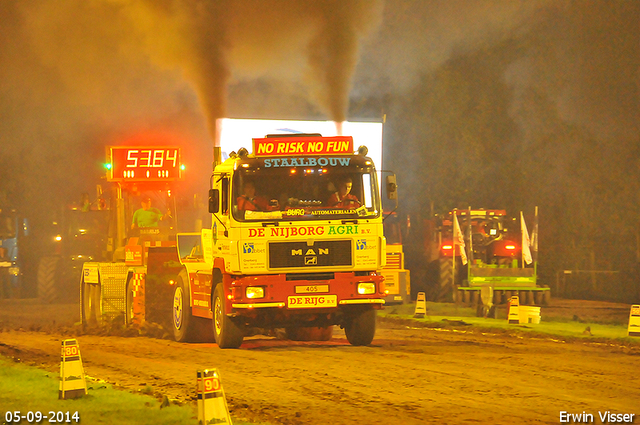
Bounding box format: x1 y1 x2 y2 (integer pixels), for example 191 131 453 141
172 271 214 342
37 256 60 304
286 326 333 341
212 284 244 348
344 308 376 346
437 257 455 302
81 278 101 326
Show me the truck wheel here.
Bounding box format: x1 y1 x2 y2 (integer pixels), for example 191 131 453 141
345 308 376 346
172 278 191 342
37 256 60 304
171 278 210 341
81 279 101 326
172 271 212 342
212 284 244 349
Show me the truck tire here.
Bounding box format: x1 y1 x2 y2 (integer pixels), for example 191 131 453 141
37 256 60 304
212 284 244 348
172 271 213 342
344 307 376 346
172 276 192 342
81 279 101 326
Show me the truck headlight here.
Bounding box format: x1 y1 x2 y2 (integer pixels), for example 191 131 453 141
245 286 265 299
357 282 376 295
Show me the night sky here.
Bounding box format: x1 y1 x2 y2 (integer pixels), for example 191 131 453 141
1 1 638 300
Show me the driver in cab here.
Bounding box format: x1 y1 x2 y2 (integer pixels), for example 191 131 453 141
237 181 276 212
328 177 361 209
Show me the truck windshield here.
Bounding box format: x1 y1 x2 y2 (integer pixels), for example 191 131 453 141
232 156 380 221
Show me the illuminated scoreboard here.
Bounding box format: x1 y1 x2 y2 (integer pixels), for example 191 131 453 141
107 147 183 182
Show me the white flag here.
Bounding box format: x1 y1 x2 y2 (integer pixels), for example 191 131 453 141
531 207 538 262
521 211 533 265
453 212 468 265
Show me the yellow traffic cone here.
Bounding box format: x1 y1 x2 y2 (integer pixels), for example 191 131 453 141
59 339 87 399
628 305 640 337
197 369 233 425
507 296 520 324
413 292 427 318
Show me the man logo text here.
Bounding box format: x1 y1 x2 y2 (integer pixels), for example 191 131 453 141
292 248 329 256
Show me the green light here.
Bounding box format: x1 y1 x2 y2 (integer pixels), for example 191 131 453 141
104 163 112 170
180 164 186 171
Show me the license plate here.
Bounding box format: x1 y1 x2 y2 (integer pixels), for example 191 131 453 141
295 284 329 294
288 295 337 309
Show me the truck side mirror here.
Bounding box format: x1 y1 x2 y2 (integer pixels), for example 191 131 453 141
208 189 220 213
386 175 398 200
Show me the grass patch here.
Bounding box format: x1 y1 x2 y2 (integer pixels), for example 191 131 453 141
380 302 639 343
0 357 261 425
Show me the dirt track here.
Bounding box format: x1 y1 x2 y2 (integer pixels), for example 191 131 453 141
1 299 639 425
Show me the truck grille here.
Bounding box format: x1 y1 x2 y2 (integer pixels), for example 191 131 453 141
269 240 352 269
286 272 335 281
